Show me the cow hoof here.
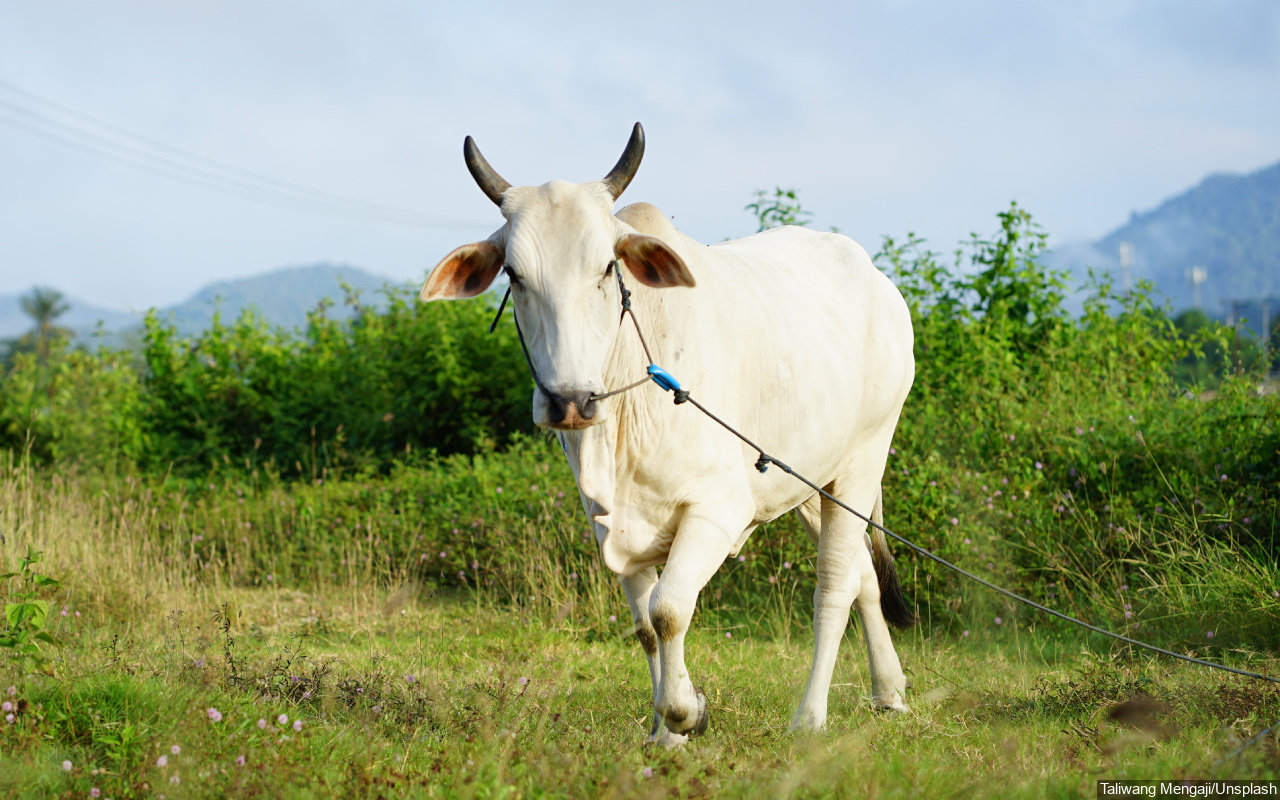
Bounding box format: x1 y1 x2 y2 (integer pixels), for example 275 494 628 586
873 698 909 714
645 728 690 749
690 686 710 737
657 686 709 738
789 708 826 732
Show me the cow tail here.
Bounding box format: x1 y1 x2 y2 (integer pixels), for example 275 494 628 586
870 487 916 628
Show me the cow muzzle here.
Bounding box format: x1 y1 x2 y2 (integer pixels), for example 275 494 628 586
542 389 600 430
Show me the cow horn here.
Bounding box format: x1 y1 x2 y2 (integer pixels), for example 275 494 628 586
602 122 645 200
463 135 512 207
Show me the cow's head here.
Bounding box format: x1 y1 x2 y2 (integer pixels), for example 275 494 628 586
421 124 695 430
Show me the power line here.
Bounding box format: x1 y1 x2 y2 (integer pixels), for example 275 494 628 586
0 79 489 230
0 107 409 223
0 80 425 219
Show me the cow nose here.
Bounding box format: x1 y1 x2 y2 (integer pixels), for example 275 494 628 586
547 390 599 428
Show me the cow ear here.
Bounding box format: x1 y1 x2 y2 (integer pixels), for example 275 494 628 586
614 234 695 289
420 241 505 301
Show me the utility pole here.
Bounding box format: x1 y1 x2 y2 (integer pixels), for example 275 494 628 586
1118 241 1133 294
1226 299 1244 329
1186 265 1207 310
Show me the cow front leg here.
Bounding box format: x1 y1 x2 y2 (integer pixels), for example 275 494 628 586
649 511 741 740
619 567 688 747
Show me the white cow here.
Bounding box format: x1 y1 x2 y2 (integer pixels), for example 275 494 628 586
421 123 915 746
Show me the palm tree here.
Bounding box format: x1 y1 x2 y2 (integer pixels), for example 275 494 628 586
17 287 73 362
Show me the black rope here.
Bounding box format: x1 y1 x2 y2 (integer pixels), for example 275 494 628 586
674 377 1280 758
488 287 511 334
770 447 1275 682
1215 722 1280 767
617 269 655 365
590 374 651 401
509 305 557 404
589 270 656 402
668 383 1280 683
493 267 658 405
617 265 632 312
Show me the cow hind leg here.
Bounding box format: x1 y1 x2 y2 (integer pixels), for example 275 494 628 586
792 480 907 731
861 488 910 711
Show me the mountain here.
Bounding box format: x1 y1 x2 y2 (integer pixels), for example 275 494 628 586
1051 160 1280 333
158 263 408 334
2 264 410 347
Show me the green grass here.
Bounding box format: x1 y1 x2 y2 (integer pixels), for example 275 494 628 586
3 578 1279 799
2 365 1278 796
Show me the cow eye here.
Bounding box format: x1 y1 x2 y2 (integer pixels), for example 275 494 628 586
503 265 522 287
604 261 616 278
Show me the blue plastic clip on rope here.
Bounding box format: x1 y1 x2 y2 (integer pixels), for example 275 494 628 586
647 364 681 392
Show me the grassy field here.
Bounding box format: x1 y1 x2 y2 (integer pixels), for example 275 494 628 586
3 459 1279 799
3 195 1278 797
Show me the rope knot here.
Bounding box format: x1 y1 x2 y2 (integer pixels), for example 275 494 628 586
615 264 633 311
755 454 771 473
673 389 690 405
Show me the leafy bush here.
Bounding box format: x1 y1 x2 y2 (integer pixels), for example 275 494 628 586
141 289 536 476
0 343 143 469
872 203 1279 645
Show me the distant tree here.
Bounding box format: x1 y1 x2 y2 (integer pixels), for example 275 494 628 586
5 288 73 366
745 188 813 232
1173 308 1213 334
1173 307 1270 384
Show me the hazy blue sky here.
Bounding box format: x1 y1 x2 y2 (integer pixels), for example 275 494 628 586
2 1 1278 311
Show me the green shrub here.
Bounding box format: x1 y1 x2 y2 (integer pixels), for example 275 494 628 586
0 343 143 470
137 289 533 476
872 204 1279 644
